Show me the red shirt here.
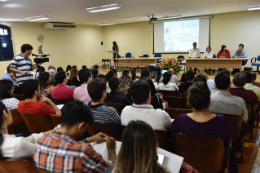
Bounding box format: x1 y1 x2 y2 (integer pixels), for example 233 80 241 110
229 87 258 107
217 50 231 58
52 84 74 100
18 101 56 117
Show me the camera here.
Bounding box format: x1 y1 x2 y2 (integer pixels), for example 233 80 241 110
32 54 50 64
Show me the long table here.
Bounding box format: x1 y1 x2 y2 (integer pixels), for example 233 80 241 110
186 58 252 71
113 58 157 67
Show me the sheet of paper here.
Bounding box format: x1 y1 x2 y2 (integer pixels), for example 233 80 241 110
56 104 64 110
91 141 183 173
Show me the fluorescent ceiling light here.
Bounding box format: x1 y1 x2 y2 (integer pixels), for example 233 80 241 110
86 4 121 13
0 0 8 2
159 15 182 20
247 5 260 11
26 15 50 21
97 22 115 26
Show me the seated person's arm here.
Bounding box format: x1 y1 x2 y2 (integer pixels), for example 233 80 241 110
40 95 62 116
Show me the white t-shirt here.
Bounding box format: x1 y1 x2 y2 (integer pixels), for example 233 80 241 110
158 83 178 91
203 51 214 58
1 98 19 110
189 48 200 58
121 104 172 132
2 133 44 159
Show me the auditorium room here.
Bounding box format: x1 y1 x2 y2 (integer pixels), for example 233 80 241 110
1 0 260 172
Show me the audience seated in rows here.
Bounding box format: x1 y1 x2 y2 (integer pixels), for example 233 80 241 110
18 79 61 117
1 65 15 83
244 71 260 100
70 67 81 87
87 78 121 125
0 80 19 110
141 69 159 91
252 72 260 88
48 68 56 84
180 72 187 82
111 68 121 79
34 100 116 172
105 78 131 105
171 81 236 172
209 73 248 121
159 68 178 84
38 72 54 99
122 70 133 86
118 75 131 96
121 80 171 132
229 72 258 108
57 67 64 72
73 69 92 103
0 102 53 159
158 72 178 91
52 71 74 100
66 65 71 76
106 71 115 82
179 70 195 93
92 68 99 79
131 68 139 82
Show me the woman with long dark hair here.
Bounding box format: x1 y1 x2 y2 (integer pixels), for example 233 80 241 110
70 67 81 87
113 41 119 68
158 72 178 91
38 72 54 99
217 45 231 58
0 80 19 110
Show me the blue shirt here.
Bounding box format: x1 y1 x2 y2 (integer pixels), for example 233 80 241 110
233 50 247 58
1 73 14 83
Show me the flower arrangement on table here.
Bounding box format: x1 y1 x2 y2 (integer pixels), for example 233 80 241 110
159 58 182 73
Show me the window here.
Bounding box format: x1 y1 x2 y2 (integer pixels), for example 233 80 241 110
0 24 14 61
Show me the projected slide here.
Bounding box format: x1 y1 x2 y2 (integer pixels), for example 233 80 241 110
164 19 199 52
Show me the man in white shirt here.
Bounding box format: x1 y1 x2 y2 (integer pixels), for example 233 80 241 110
189 42 200 74
159 68 178 84
209 73 248 122
121 80 172 132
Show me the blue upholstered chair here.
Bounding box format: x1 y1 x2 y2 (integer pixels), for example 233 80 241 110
143 54 149 57
155 53 162 63
213 54 216 58
177 55 186 72
125 52 131 58
252 55 260 72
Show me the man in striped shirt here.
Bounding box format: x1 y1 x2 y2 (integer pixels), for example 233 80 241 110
10 44 37 85
87 78 121 126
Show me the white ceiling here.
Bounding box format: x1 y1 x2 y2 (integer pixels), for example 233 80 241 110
0 0 259 25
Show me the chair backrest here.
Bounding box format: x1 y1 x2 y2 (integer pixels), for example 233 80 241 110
12 94 25 101
258 55 260 61
143 54 149 57
180 91 188 99
0 160 41 173
154 53 162 57
19 112 54 134
213 54 216 58
165 108 192 119
177 55 185 60
8 110 30 136
53 99 73 105
163 96 187 109
246 103 252 125
125 52 131 58
172 133 228 173
86 122 123 141
105 102 126 115
159 90 180 97
154 130 169 150
49 115 62 127
223 114 243 143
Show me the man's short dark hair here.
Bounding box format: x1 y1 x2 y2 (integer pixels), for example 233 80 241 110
109 78 120 91
244 72 253 83
93 65 99 69
55 71 66 84
122 70 129 76
21 44 33 53
186 70 195 81
141 69 151 78
251 72 257 81
106 71 115 81
220 70 230 77
129 80 150 104
193 42 197 45
215 73 230 90
88 78 107 102
111 68 117 74
61 100 94 128
233 72 247 87
57 67 63 72
239 44 244 48
21 79 39 99
78 69 91 83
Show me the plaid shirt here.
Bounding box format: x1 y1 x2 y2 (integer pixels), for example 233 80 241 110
34 131 112 173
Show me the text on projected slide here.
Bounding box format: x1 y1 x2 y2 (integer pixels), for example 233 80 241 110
164 19 199 52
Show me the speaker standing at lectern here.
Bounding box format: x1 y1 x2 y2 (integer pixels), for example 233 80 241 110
113 41 119 68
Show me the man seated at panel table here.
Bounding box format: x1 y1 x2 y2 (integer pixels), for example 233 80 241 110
121 80 172 132
189 42 200 74
18 79 61 117
52 71 74 100
209 73 248 122
34 100 116 173
232 44 247 73
87 78 121 125
229 72 258 108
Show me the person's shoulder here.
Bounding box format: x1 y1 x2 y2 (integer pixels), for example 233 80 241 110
215 114 230 122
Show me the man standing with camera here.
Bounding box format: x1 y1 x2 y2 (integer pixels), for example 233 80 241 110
10 44 38 85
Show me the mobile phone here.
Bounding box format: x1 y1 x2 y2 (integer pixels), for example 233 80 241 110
157 154 164 166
